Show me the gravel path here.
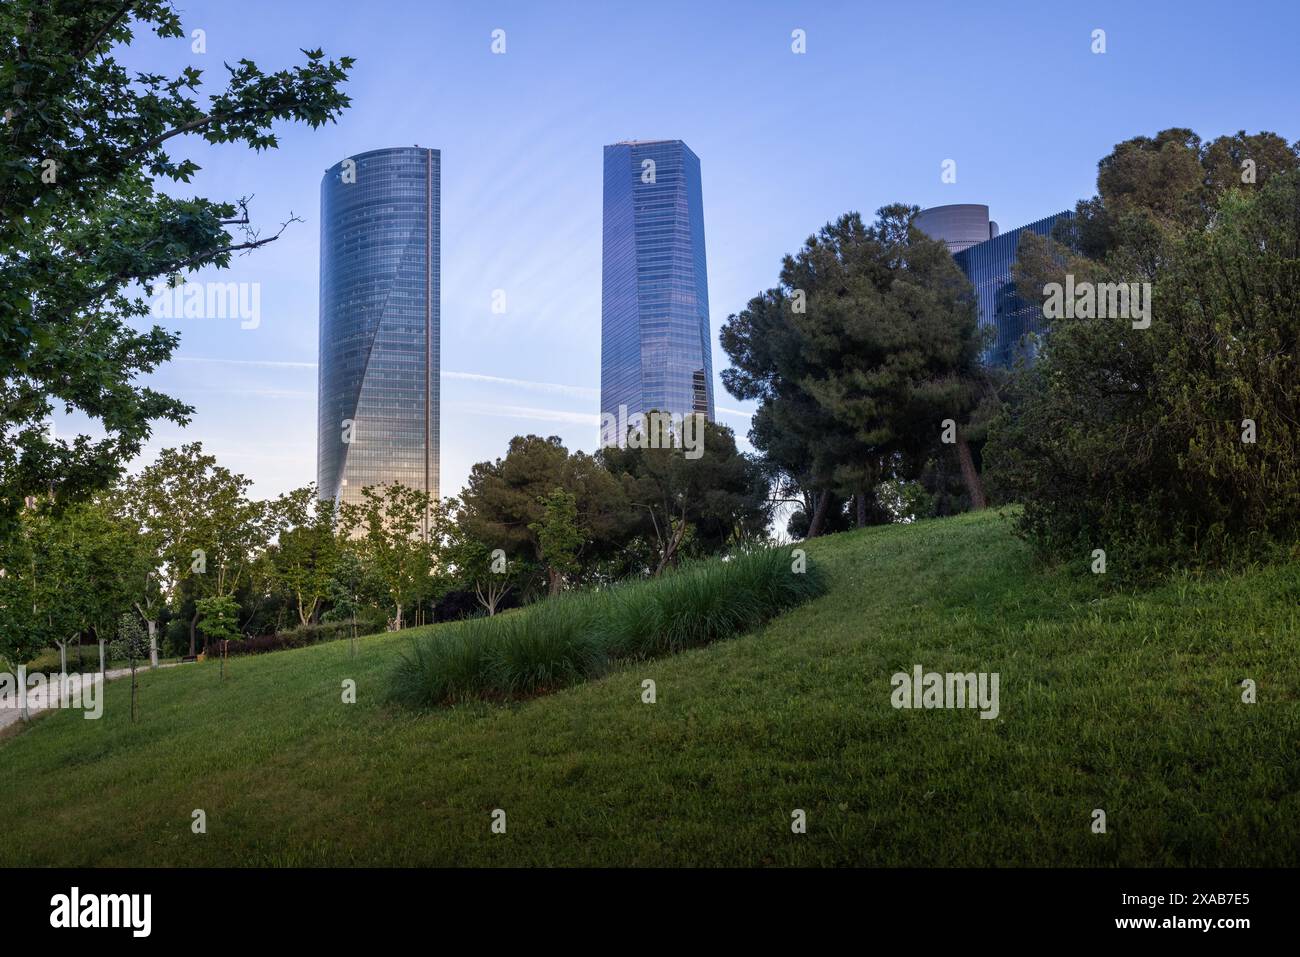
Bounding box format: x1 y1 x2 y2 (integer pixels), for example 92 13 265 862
0 664 180 732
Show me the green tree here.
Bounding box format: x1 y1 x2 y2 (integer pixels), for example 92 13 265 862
266 485 338 627
722 207 988 532
321 547 375 652
66 498 150 644
124 444 268 655
600 415 772 575
0 503 79 667
0 493 169 668
0 517 42 664
339 483 447 631
459 435 629 594
1057 128 1300 273
0 1 352 543
195 595 240 644
529 489 583 595
111 612 151 722
987 133 1300 575
3 500 132 670
445 520 520 616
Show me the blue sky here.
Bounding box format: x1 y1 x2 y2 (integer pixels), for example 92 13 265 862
95 0 1300 501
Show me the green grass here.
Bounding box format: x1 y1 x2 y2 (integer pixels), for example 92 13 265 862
388 546 827 705
1 509 1297 866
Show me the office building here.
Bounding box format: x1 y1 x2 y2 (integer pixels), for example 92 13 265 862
318 146 440 513
601 139 714 445
914 203 999 254
951 211 1071 366
917 204 1072 366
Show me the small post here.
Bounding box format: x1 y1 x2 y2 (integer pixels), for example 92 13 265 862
17 664 29 721
58 643 68 708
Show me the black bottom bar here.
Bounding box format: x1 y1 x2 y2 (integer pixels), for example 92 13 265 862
9 867 1285 943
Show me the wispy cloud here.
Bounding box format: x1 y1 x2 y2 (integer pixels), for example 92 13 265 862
443 371 597 399
176 356 599 402
450 402 600 427
176 356 317 369
184 387 314 400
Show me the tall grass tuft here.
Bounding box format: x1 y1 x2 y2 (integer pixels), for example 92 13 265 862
389 546 827 708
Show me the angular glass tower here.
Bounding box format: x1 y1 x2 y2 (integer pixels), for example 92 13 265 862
601 139 713 445
318 146 440 514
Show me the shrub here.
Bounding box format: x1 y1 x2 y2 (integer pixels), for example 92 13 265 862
225 617 385 658
388 545 827 708
21 645 108 674
986 171 1300 579
110 613 149 664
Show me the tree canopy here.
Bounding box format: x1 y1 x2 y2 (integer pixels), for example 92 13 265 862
987 128 1300 575
721 205 988 535
0 0 352 541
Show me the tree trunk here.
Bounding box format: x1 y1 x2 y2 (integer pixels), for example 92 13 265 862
956 436 987 510
57 641 68 708
855 486 868 527
654 519 690 576
189 608 199 657
806 488 832 538
548 566 562 596
478 580 507 616
134 603 159 667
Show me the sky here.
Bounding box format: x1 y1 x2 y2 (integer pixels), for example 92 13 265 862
84 0 1300 502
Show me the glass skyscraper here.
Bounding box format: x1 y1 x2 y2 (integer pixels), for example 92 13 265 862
318 146 440 514
601 139 714 445
950 211 1071 367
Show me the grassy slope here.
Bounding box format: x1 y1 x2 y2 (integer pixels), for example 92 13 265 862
1 509 1297 866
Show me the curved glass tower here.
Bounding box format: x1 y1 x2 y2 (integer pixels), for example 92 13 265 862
318 146 440 515
601 139 713 446
914 204 998 254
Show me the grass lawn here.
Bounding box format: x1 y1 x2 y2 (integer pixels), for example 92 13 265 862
1 508 1297 866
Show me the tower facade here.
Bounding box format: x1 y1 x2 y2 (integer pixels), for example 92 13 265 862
318 146 440 510
601 139 713 445
914 203 999 254
952 211 1071 366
